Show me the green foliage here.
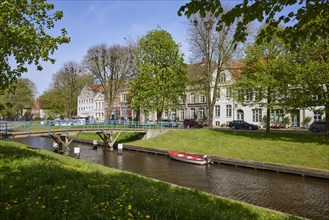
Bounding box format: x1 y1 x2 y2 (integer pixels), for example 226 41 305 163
234 26 288 132
302 116 312 127
178 0 328 47
0 78 36 119
129 29 187 120
0 0 70 92
0 142 298 219
283 116 291 126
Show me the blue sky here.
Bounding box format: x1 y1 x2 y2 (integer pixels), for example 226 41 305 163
20 0 299 96
22 0 194 95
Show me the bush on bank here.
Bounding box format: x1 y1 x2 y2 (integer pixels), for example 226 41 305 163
0 141 299 219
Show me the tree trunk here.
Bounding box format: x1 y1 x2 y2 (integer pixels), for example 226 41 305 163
325 103 329 137
157 110 163 122
266 108 271 133
266 86 272 133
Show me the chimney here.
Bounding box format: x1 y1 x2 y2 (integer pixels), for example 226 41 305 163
201 57 206 64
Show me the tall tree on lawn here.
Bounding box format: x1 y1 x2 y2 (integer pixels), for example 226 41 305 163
129 29 187 121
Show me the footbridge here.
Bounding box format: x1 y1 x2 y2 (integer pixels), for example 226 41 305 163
0 120 174 141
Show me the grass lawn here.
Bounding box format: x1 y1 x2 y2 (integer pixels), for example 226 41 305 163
78 129 329 170
0 141 299 219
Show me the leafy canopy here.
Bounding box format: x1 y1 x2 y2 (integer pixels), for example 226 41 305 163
178 0 329 46
0 0 70 92
129 29 186 119
0 78 36 119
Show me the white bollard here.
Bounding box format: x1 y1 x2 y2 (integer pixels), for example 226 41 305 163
93 140 98 149
53 142 58 148
74 147 80 159
118 143 123 154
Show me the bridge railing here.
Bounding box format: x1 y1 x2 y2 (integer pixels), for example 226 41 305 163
2 119 183 136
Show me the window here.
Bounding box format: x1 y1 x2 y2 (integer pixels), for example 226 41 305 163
245 89 252 101
190 108 195 119
199 92 205 103
271 109 284 122
179 97 184 104
254 90 262 101
237 109 244 120
215 105 220 117
164 110 168 119
226 105 232 117
226 89 232 99
180 109 184 121
314 110 322 121
199 108 205 119
215 121 220 126
190 93 195 103
121 107 127 119
216 88 221 99
121 93 127 102
253 109 262 122
219 72 226 83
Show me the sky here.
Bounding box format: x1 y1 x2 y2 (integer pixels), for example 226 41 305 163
19 0 301 96
21 0 190 95
21 0 243 96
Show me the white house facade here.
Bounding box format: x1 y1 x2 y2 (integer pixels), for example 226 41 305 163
77 64 325 127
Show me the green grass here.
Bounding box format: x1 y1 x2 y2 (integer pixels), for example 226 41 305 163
0 141 299 219
77 132 140 143
125 130 329 170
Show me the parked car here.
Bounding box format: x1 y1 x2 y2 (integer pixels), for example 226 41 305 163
183 119 203 128
270 121 282 128
159 119 177 127
228 120 258 130
309 121 326 133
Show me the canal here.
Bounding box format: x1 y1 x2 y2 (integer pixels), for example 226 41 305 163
13 137 329 220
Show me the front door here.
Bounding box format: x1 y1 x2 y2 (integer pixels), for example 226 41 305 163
290 110 300 127
237 109 244 120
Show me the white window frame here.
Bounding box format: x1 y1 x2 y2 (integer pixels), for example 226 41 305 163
215 105 220 117
226 105 232 117
252 109 262 122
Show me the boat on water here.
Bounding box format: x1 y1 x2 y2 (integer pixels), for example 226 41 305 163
167 150 211 165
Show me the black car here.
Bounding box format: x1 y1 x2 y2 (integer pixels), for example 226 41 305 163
228 120 258 130
309 121 326 133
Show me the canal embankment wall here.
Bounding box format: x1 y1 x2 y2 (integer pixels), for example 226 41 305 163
70 137 329 180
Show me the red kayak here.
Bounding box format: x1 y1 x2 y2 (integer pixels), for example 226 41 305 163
167 150 211 165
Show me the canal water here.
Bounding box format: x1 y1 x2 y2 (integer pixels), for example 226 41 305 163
12 137 329 220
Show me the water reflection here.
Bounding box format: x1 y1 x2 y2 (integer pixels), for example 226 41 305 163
13 137 329 220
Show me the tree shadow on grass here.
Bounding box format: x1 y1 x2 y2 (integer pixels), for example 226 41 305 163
213 129 329 146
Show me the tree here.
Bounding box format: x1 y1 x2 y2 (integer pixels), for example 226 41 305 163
83 44 135 120
235 27 288 132
186 11 238 127
283 38 329 135
40 61 92 118
0 78 36 119
0 0 70 92
178 0 328 47
129 29 187 121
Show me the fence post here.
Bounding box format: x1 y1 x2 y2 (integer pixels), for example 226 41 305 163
28 121 31 137
48 120 51 136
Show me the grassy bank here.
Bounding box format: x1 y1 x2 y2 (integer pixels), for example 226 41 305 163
78 129 329 170
0 141 298 219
